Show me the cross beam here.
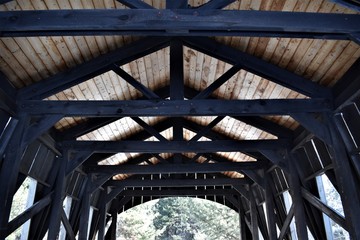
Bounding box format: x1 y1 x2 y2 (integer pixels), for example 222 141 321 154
63 139 289 153
19 99 331 117
118 188 238 197
85 162 263 174
106 177 250 187
1 10 359 40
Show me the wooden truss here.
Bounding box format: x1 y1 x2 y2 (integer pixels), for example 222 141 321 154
0 1 360 240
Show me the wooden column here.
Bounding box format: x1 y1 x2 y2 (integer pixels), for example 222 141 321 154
47 154 68 240
0 117 28 239
105 212 117 240
238 198 247 239
250 189 259 240
170 39 184 164
326 114 360 239
264 172 277 240
97 191 108 240
79 178 91 239
287 151 308 239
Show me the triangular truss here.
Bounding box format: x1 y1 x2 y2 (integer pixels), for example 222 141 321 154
0 1 360 239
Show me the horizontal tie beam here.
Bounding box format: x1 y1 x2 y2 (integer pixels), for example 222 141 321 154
63 139 289 153
18 99 332 117
85 162 264 174
1 10 359 40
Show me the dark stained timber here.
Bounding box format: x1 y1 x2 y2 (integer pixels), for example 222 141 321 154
118 188 238 197
19 99 332 117
106 178 250 187
183 37 331 98
18 37 170 100
63 139 289 153
85 162 264 174
0 10 359 40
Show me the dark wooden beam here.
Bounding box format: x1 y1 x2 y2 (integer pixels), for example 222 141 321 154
64 139 288 153
60 208 75 240
278 204 294 240
326 115 360 238
47 156 67 240
106 177 250 187
6 192 53 237
23 115 63 146
288 153 308 239
291 113 331 145
118 188 238 197
86 162 264 174
182 37 331 98
0 118 29 239
264 172 277 240
193 64 241 99
1 10 359 40
301 188 347 231
189 116 224 141
61 117 120 140
167 0 188 9
170 39 185 163
0 118 18 158
18 37 170 100
333 58 360 108
0 72 16 115
111 65 160 99
232 116 293 138
197 0 236 9
131 117 168 141
19 99 332 117
117 0 153 9
249 189 259 240
0 0 13 4
330 0 360 11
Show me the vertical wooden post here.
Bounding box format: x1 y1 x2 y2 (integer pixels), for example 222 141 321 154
0 117 28 239
250 189 259 240
238 198 247 239
105 212 117 240
287 150 308 239
98 189 108 240
326 114 360 239
170 39 184 164
79 178 91 239
47 153 68 240
264 172 277 240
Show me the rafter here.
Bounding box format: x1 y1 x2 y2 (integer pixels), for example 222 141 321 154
182 37 332 98
17 37 170 100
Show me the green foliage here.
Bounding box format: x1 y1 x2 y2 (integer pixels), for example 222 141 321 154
117 197 240 240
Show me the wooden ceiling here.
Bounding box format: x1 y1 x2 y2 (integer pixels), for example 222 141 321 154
1 1 360 239
1 1 359 176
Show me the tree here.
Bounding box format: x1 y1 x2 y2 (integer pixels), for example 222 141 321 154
152 197 240 240
117 197 241 240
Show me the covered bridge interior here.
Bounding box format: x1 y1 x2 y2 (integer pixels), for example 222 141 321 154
0 0 360 239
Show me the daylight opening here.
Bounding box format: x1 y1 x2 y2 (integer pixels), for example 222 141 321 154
117 197 241 240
